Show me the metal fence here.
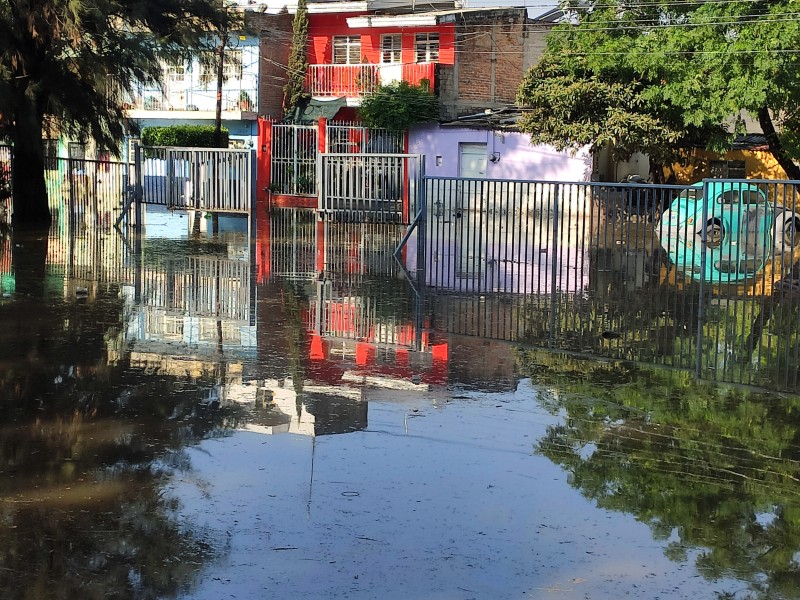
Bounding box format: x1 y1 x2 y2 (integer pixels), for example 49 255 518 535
270 124 318 196
269 122 406 199
405 177 800 392
318 153 421 222
42 155 132 231
325 123 405 154
140 146 254 213
0 144 12 225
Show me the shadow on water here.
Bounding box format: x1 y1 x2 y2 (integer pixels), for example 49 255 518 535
0 229 250 599
2 207 800 598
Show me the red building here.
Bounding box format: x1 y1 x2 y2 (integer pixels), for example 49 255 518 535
304 2 457 103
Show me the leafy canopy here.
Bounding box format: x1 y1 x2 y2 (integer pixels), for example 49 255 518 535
0 0 235 150
516 0 800 178
0 0 236 226
358 81 440 132
284 0 310 115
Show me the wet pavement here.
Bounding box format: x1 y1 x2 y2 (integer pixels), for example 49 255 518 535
1 213 800 599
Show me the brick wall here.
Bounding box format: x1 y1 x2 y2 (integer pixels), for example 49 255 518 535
248 12 294 119
439 10 553 120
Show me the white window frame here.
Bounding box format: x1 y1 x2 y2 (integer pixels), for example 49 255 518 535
381 34 402 64
415 33 439 63
333 36 362 65
165 64 186 83
199 49 244 88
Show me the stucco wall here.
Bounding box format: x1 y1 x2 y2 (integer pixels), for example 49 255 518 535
409 124 592 182
666 149 788 183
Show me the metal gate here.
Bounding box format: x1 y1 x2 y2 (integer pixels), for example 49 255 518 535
317 153 422 222
138 146 255 213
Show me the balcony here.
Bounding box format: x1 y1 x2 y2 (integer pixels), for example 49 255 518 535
123 86 259 121
305 63 436 100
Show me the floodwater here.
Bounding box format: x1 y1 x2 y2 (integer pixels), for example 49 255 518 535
2 209 800 600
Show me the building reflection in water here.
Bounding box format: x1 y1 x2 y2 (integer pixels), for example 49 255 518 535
2 206 800 599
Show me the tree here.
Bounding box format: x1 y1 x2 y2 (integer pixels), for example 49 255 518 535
516 0 800 180
357 80 440 132
283 0 310 116
0 1 233 229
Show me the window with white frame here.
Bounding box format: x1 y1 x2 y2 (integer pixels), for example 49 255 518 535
415 33 439 63
381 34 402 64
199 49 243 87
333 36 362 65
165 64 185 82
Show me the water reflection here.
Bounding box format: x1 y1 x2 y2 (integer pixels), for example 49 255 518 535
519 351 800 599
2 215 800 598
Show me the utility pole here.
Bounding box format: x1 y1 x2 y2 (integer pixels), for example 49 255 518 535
214 30 227 148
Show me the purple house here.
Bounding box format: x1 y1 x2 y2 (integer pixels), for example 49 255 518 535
405 123 593 294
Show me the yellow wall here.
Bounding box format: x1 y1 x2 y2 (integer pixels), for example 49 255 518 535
665 148 788 184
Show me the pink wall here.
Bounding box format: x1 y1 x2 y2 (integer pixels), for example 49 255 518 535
409 124 592 182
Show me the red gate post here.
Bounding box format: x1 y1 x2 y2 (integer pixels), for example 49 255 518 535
257 117 272 209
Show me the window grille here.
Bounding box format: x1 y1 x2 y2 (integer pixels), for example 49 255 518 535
415 33 439 63
333 36 362 65
381 34 402 64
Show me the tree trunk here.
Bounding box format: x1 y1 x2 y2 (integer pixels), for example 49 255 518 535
11 95 52 230
12 232 49 298
758 106 800 181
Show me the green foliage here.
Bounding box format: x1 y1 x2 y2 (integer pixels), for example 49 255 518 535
0 0 235 225
283 0 310 115
142 125 229 148
516 0 800 178
516 349 800 597
358 81 440 132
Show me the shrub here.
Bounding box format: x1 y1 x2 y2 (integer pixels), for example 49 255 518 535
357 80 439 132
141 125 229 148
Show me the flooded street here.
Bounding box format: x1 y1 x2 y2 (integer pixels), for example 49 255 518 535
2 211 800 599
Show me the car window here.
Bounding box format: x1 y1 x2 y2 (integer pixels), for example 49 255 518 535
715 188 764 204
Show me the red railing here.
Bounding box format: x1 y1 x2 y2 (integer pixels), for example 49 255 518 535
305 63 436 98
305 64 379 98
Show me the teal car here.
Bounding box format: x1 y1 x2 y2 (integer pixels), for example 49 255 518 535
657 181 800 284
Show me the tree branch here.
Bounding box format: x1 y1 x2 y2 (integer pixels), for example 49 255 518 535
758 106 800 180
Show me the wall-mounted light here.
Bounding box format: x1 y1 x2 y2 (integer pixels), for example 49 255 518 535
489 152 501 163
436 155 443 167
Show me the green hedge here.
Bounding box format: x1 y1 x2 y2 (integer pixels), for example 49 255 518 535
141 125 229 148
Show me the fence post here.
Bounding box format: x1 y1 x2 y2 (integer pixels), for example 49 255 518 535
416 155 427 289
550 183 560 346
257 118 272 208
249 147 258 313
67 151 76 237
695 178 709 379
134 143 143 235
316 151 324 212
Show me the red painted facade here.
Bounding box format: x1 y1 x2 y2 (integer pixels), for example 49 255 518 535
305 13 454 97
308 14 456 66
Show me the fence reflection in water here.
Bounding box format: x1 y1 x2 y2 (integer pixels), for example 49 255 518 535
416 178 800 392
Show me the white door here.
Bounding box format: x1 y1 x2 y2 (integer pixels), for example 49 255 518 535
459 143 487 179
455 143 491 286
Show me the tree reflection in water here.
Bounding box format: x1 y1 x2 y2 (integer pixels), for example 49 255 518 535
518 350 800 599
0 255 241 600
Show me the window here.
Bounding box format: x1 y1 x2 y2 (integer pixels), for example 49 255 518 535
43 139 59 171
165 64 185 83
333 36 362 65
199 49 243 87
415 33 439 63
381 34 402 64
68 142 86 160
710 160 746 179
